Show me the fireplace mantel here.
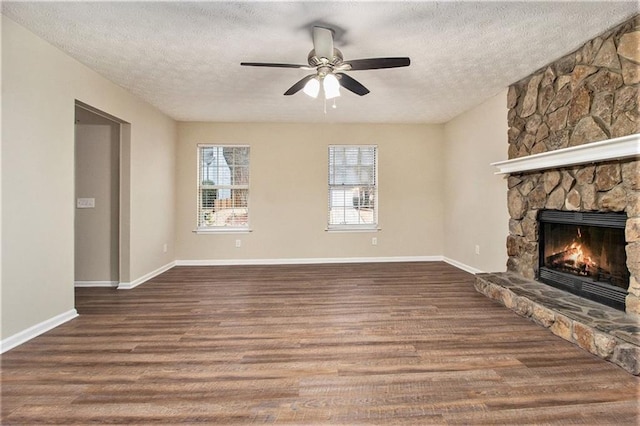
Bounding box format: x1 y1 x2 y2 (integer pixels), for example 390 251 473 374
491 134 640 175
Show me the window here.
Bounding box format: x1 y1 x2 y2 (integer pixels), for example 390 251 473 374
328 145 377 230
197 145 249 231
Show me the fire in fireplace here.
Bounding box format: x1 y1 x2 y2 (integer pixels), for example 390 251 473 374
538 210 629 310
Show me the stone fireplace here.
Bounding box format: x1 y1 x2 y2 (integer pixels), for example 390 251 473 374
504 157 638 315
475 15 640 374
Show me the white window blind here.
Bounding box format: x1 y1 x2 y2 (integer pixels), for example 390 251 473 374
328 145 377 229
197 145 249 230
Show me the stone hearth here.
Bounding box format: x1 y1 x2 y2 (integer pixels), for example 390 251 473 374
476 272 640 375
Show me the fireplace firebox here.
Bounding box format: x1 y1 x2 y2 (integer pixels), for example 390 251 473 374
538 210 629 311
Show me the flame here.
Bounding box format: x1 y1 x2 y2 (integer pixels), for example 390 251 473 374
562 241 597 271
547 226 600 277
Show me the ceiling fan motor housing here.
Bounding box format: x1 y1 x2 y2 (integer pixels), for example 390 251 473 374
308 48 344 68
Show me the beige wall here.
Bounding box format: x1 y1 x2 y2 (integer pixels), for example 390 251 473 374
176 122 445 261
443 90 509 272
1 16 176 340
0 16 3 333
1 13 513 345
75 123 119 282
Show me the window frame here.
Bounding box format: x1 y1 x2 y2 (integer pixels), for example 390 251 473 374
195 144 251 234
327 144 379 232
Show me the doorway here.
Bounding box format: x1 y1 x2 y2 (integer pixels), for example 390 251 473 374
74 104 121 287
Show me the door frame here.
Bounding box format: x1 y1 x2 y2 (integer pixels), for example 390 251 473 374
74 101 131 286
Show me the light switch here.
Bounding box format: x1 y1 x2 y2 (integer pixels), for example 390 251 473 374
77 198 95 208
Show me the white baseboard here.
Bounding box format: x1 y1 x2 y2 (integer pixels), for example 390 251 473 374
176 256 443 266
176 256 485 275
0 309 78 354
74 281 119 288
443 257 483 274
117 261 176 290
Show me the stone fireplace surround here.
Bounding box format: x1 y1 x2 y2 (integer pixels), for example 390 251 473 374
493 134 639 316
475 15 640 375
476 135 640 375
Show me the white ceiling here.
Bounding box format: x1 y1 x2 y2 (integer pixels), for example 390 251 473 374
2 1 638 124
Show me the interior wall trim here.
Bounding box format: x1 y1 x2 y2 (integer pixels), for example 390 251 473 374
0 309 79 354
175 256 443 266
117 261 176 290
74 281 119 288
443 257 483 274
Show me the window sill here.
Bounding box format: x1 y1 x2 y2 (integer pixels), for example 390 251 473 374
193 228 253 234
325 227 381 233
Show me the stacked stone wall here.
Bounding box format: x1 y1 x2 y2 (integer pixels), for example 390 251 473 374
508 16 639 157
505 15 640 314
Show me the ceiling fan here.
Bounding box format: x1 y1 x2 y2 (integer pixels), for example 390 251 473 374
241 26 410 99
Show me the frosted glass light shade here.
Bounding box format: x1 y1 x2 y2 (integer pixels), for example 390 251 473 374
303 77 320 98
323 74 341 99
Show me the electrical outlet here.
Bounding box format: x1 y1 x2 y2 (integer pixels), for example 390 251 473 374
372 237 378 246
475 245 480 255
163 243 168 253
235 239 242 248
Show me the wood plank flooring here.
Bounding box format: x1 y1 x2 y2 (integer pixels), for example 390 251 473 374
2 262 638 424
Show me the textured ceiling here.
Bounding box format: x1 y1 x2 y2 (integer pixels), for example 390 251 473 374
2 1 638 123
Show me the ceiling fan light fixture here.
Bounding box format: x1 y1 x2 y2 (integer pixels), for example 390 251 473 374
323 73 340 99
303 77 320 98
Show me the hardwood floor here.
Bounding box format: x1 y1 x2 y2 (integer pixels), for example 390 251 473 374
2 262 638 424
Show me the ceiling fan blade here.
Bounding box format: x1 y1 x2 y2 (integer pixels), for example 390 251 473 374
312 26 334 61
336 73 370 96
284 74 316 96
241 62 311 69
342 57 411 71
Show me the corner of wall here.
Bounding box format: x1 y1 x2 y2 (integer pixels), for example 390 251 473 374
442 90 509 273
